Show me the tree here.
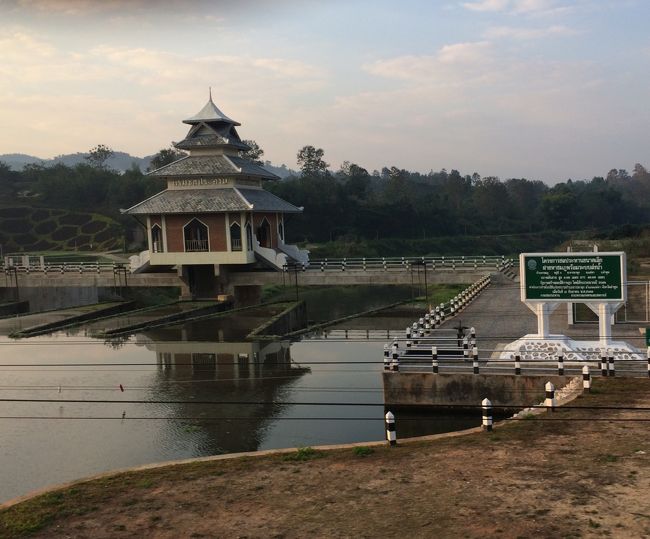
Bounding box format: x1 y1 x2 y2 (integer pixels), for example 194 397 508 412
297 145 328 177
239 139 264 165
148 147 186 171
85 144 114 169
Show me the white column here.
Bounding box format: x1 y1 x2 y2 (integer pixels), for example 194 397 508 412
598 303 613 346
161 215 167 252
225 213 231 251
146 216 152 251
240 211 247 252
536 303 552 338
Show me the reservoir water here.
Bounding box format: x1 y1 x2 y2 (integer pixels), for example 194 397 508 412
0 286 479 502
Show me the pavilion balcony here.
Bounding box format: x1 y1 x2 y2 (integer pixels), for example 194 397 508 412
231 238 242 251
185 239 209 252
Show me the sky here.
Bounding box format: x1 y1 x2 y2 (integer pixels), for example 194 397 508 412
0 0 649 183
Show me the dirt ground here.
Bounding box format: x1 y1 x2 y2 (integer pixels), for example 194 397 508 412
1 377 650 538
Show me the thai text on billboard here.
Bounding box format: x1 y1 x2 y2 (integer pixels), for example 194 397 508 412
520 252 625 302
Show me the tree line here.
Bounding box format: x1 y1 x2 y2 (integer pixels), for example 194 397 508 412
271 145 650 244
1 143 649 247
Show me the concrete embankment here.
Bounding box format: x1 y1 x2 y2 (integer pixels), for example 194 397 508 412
85 300 231 337
246 301 307 339
383 372 571 410
10 301 134 338
0 301 29 318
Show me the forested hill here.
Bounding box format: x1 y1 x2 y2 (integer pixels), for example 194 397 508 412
0 148 649 253
269 164 650 243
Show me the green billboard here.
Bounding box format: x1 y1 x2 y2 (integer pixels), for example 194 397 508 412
520 252 625 302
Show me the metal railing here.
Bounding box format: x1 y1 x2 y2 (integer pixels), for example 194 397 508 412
302 255 513 272
3 262 127 275
184 239 209 252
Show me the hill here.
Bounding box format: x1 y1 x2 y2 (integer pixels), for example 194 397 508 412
0 152 154 173
0 152 297 177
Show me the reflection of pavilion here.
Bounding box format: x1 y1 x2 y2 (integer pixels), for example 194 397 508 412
134 333 310 454
136 334 298 379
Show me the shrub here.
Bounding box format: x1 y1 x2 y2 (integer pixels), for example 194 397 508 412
2 219 28 233
13 233 38 247
32 240 56 251
34 220 56 235
81 220 107 234
51 226 77 241
60 213 92 226
282 447 322 461
31 209 51 221
0 207 28 218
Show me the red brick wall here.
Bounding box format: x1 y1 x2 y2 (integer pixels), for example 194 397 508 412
164 214 227 252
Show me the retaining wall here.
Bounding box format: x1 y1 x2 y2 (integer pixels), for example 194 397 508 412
383 372 571 410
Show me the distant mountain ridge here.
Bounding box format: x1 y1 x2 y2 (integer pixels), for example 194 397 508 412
0 152 296 178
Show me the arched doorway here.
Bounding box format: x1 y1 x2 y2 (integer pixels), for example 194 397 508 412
256 217 271 248
230 222 242 251
245 222 253 251
183 218 209 252
151 224 163 252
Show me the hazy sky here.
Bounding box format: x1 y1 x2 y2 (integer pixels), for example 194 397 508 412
1 0 648 183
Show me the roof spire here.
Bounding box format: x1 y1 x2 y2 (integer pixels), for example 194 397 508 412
183 94 240 126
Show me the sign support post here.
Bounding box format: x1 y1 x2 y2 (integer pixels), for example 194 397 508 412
520 252 626 346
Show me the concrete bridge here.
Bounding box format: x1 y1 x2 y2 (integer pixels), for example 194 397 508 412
1 255 515 309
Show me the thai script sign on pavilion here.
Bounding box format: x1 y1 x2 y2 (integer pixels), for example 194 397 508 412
520 252 626 302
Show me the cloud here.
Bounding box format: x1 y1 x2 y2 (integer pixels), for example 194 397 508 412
0 29 327 159
461 0 569 15
484 24 575 39
438 41 491 63
462 0 510 12
363 41 493 85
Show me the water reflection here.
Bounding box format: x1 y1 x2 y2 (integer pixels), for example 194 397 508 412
136 334 310 454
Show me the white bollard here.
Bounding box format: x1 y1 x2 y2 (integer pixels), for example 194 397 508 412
514 354 521 375
383 344 390 371
432 346 438 374
482 398 493 432
601 350 608 377
472 346 479 374
557 351 564 376
582 365 591 392
608 349 615 377
545 381 556 412
385 411 396 446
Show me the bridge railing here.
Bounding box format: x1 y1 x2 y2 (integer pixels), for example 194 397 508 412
2 262 125 275
289 256 514 272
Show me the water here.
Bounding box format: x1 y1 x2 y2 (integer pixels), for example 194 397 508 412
0 286 479 502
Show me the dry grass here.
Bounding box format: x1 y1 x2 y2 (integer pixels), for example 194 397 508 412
2 378 650 538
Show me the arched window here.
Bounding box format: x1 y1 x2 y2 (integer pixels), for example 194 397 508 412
256 217 271 248
245 221 253 251
278 219 284 242
230 222 242 251
151 224 163 252
183 218 209 252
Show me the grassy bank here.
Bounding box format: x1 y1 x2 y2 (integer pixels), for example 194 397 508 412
2 377 650 538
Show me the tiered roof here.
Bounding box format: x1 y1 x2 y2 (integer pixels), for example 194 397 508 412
123 95 299 217
124 187 302 215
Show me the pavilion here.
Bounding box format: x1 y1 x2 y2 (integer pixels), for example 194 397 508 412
124 95 309 298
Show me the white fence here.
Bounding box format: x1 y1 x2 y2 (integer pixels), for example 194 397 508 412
289 255 513 272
